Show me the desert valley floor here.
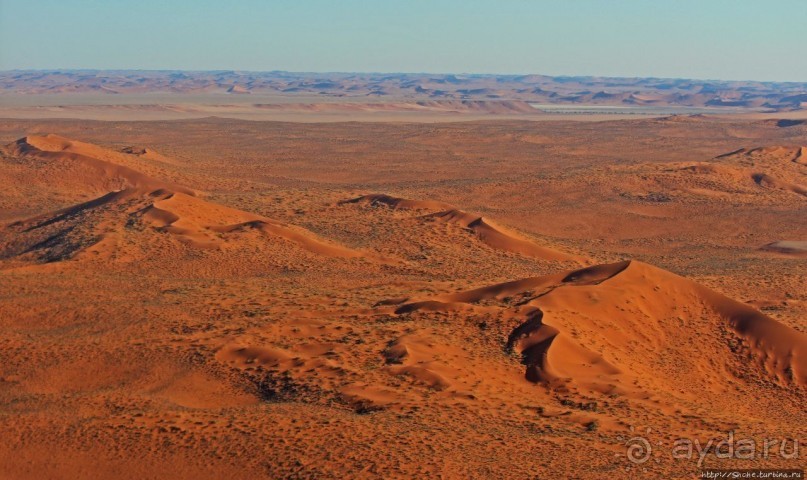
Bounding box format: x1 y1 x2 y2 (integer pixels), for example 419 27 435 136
0 116 804 479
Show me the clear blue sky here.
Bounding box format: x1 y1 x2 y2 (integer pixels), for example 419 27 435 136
1 0 806 81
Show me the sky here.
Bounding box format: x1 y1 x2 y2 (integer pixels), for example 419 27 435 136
1 0 806 82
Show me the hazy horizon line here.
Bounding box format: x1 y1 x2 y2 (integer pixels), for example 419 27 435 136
3 68 807 86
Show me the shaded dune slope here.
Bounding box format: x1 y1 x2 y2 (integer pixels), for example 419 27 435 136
760 240 807 256
0 136 382 264
4 134 195 196
343 193 584 262
1 187 375 263
383 260 807 394
619 144 807 201
703 145 806 197
340 193 454 211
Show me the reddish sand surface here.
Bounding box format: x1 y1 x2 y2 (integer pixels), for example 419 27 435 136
0 115 805 479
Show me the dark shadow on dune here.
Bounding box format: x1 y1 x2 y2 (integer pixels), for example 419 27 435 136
776 119 806 128
22 191 124 232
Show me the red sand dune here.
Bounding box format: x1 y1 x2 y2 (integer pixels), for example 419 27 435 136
344 193 585 262
4 134 195 196
716 145 807 163
1 186 378 263
0 136 386 263
715 146 807 196
615 144 807 201
385 260 807 391
139 190 373 256
425 209 583 262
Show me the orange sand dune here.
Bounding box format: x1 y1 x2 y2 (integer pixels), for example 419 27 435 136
615 144 807 202
1 187 377 262
716 145 807 163
3 134 195 197
713 145 807 196
344 193 584 262
0 136 386 263
425 209 584 262
386 260 807 392
140 190 372 256
750 172 807 196
13 134 185 175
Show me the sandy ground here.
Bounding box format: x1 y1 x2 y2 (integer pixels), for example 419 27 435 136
0 114 804 479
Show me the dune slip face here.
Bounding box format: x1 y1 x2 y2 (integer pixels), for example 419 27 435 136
342 193 587 263
0 119 804 480
384 260 807 391
0 136 398 270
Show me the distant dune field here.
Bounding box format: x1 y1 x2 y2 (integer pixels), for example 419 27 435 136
1 70 806 122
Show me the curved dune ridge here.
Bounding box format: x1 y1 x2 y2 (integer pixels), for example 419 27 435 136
750 172 807 196
650 145 807 199
425 209 583 262
343 193 585 262
137 190 372 257
716 145 807 164
716 146 807 197
384 260 807 392
1 187 375 262
0 135 381 263
5 134 196 196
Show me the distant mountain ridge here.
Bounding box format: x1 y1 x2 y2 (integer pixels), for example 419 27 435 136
2 70 805 110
